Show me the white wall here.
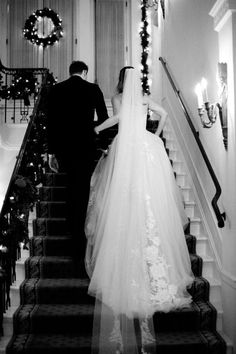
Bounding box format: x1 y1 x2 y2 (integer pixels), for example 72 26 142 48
151 0 236 349
0 111 26 212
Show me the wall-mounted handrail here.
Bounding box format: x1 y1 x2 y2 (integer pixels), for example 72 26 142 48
159 57 226 228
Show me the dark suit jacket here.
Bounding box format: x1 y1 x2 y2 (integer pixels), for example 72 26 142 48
46 75 108 163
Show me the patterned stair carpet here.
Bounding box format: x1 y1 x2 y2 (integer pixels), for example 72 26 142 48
6 171 226 353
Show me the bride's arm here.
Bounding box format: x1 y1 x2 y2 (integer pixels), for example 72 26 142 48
94 114 119 134
147 97 168 136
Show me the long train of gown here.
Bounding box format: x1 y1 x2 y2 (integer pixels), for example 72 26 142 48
85 127 194 352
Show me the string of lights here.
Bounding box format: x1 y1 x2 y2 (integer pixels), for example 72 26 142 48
139 0 152 95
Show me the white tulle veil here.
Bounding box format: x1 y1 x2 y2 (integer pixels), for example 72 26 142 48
85 68 193 353
86 68 157 353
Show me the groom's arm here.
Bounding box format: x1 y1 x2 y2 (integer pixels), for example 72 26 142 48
93 84 110 150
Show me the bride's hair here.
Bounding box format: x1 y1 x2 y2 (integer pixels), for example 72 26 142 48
116 66 134 93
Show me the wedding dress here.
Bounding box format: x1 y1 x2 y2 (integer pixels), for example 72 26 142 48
84 69 194 353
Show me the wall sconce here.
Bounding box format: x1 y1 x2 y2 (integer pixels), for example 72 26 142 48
195 70 228 150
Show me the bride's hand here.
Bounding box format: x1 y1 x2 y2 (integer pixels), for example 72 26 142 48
94 126 99 135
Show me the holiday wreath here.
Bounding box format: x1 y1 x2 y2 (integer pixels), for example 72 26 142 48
23 7 63 47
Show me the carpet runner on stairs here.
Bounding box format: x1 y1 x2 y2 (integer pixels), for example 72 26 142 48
6 171 227 353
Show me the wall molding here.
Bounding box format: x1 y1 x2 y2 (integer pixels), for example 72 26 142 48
210 0 236 32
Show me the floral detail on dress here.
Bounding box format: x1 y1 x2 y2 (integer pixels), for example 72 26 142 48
109 316 123 353
140 317 156 346
145 194 178 308
143 141 154 162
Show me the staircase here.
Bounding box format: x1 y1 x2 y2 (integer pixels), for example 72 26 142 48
2 123 230 353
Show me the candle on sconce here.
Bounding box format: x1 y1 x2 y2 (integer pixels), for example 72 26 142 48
195 83 203 108
201 77 209 103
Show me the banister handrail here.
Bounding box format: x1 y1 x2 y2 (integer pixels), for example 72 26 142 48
0 59 47 75
159 57 226 228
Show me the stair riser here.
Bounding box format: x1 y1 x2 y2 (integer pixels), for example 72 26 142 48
20 288 94 305
25 258 76 279
36 203 67 218
191 256 203 277
9 288 20 307
202 260 216 279
180 187 193 203
3 318 13 337
15 263 26 284
172 161 184 174
42 174 68 187
185 235 196 254
168 150 179 161
30 238 73 257
39 187 67 202
13 315 93 336
209 285 222 306
176 174 187 188
190 220 202 236
33 219 69 236
19 278 210 306
196 239 211 257
184 204 195 218
165 140 176 151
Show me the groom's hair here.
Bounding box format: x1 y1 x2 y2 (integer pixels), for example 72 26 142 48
69 61 88 76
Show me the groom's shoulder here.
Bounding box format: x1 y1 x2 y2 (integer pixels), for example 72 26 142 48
84 80 102 94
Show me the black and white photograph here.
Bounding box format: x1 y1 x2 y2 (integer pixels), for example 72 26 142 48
0 1 235 353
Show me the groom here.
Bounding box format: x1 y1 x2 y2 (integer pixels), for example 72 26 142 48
46 60 109 265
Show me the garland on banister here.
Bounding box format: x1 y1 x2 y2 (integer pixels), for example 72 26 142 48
140 0 151 95
0 71 38 104
23 7 63 47
0 75 55 256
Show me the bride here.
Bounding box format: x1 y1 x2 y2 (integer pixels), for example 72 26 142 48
84 68 194 353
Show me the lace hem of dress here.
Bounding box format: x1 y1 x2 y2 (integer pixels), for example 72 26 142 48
145 194 189 310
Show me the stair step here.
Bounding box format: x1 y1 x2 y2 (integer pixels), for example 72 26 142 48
24 253 202 279
5 330 227 354
180 185 192 202
33 218 69 236
39 186 67 202
6 333 92 353
13 304 94 335
190 254 203 277
18 276 210 306
185 234 196 254
12 301 216 335
25 256 76 279
30 236 73 256
188 276 209 302
20 278 93 304
196 235 210 255
36 202 67 218
42 173 68 187
190 217 202 236
201 256 216 279
184 200 196 218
